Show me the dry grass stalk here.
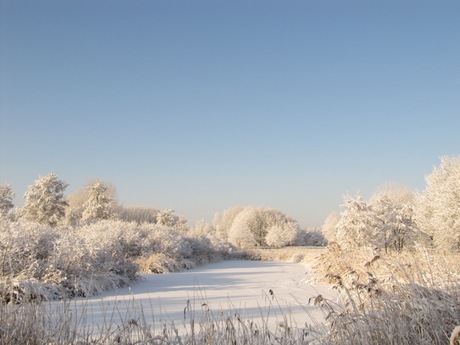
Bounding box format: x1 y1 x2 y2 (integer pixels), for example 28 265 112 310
312 243 460 345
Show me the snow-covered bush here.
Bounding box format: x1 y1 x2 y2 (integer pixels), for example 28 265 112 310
143 224 193 258
0 219 137 302
79 220 146 259
0 220 57 279
21 173 68 227
184 235 219 266
135 252 183 273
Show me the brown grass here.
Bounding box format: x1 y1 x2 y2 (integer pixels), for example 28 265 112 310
311 243 460 345
249 246 327 264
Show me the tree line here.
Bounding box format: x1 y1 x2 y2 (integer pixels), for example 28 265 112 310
1 155 459 252
0 175 323 248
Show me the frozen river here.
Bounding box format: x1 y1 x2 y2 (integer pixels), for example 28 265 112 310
51 260 337 339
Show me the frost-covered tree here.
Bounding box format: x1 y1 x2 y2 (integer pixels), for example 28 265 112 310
227 218 257 248
369 183 415 207
65 180 118 225
336 194 376 249
190 219 216 237
371 195 422 252
416 156 460 252
227 206 300 247
82 181 116 222
300 228 328 246
321 212 341 243
0 184 15 219
336 187 426 251
156 209 189 231
22 173 68 226
265 222 301 247
212 206 245 241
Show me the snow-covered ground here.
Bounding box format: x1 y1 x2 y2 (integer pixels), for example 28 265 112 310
54 260 336 336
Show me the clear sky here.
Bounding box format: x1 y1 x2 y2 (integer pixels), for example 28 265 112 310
1 0 459 227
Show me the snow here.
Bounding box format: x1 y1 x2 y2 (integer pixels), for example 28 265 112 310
53 260 336 336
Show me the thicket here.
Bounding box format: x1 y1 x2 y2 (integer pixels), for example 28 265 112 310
0 219 246 303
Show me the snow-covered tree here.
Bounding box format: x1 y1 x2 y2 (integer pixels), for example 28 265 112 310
190 219 216 237
0 184 15 219
336 194 376 249
321 211 341 243
415 156 460 252
371 194 422 252
227 218 257 248
65 180 118 225
226 206 300 247
81 181 116 222
212 206 245 241
156 209 189 231
300 228 328 246
22 173 68 226
369 183 415 207
265 222 301 247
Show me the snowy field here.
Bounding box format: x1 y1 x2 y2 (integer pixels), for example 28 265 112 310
54 260 337 336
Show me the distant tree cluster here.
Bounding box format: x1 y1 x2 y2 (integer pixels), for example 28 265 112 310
211 206 313 248
322 156 460 253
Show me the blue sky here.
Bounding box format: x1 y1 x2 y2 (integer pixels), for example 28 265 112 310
1 0 459 226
